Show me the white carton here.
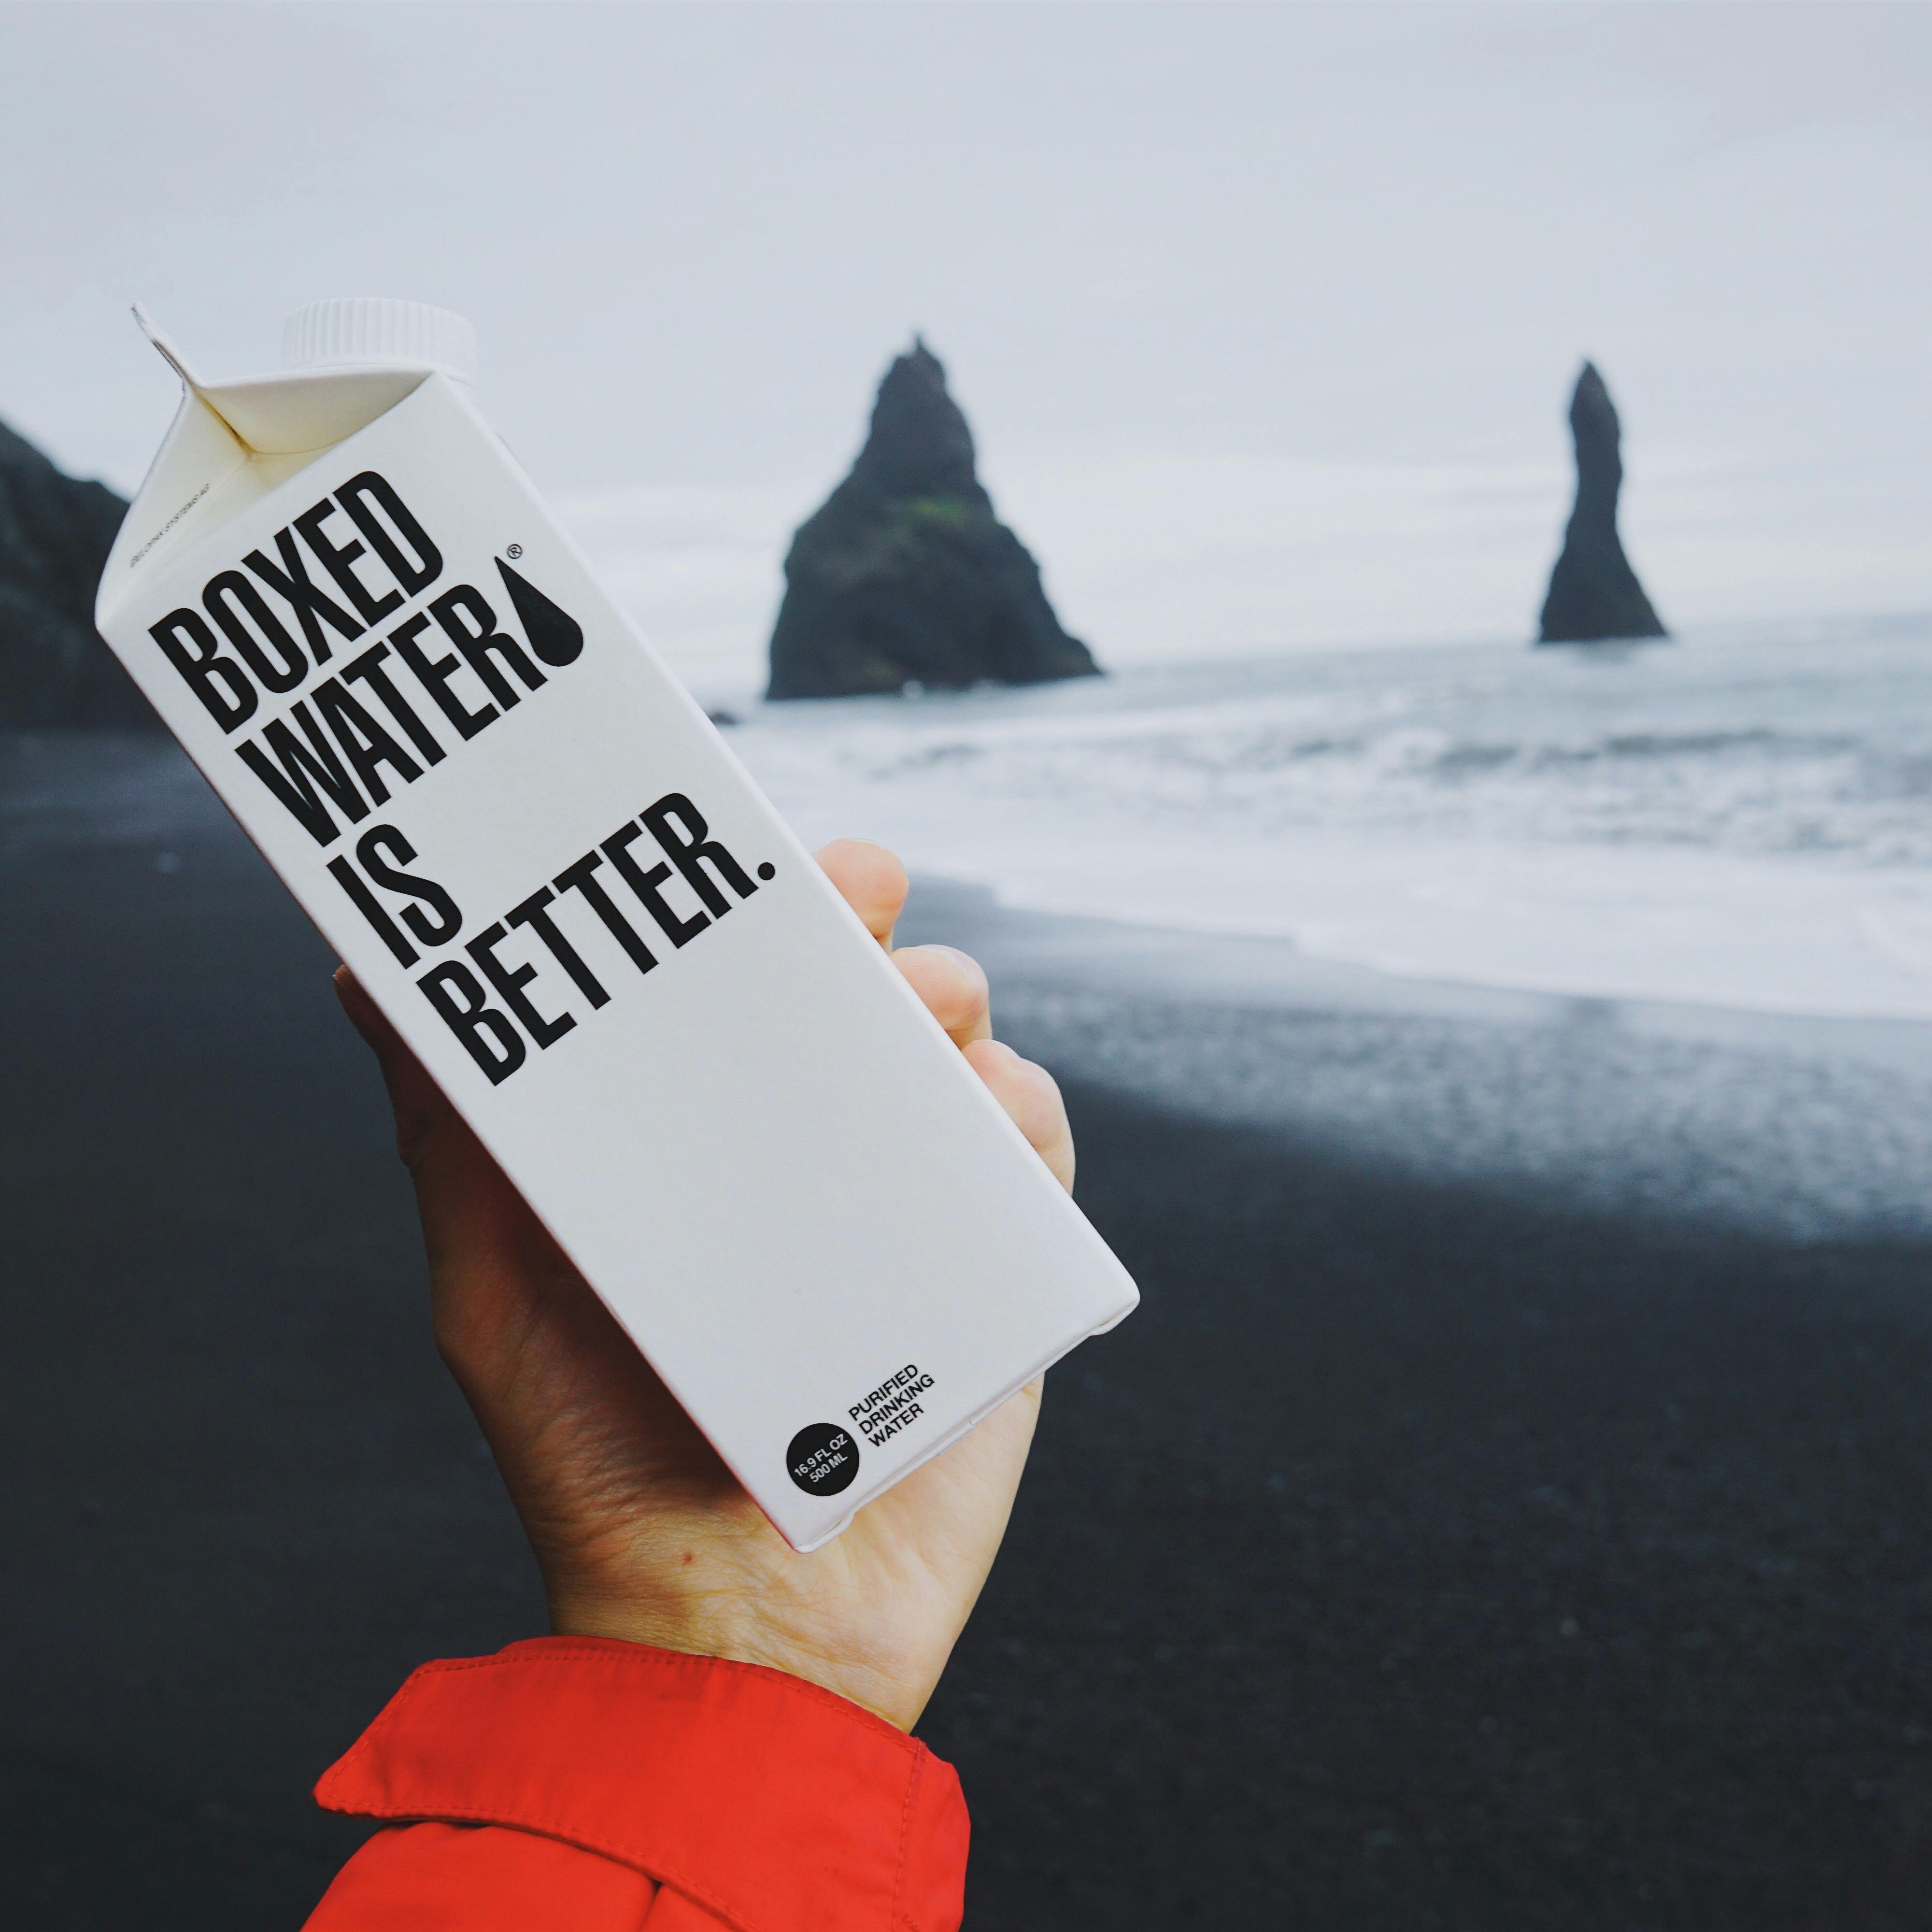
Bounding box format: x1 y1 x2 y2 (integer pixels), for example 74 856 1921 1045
95 300 1137 1551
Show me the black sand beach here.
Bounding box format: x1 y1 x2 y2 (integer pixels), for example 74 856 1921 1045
6 733 1932 1930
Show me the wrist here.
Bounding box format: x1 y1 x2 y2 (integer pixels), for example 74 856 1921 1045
545 1589 938 1732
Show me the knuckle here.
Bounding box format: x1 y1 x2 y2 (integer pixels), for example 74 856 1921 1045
391 1107 438 1170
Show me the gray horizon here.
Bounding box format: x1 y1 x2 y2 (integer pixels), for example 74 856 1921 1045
3 0 1926 686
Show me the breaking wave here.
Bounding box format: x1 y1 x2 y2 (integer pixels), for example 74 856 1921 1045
726 614 1932 1018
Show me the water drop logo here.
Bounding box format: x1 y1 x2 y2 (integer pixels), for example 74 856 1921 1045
495 556 585 667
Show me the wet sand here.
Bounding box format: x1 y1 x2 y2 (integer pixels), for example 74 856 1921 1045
5 733 1932 1929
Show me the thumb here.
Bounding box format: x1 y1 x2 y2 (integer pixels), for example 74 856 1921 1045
331 967 538 1294
332 965 453 1169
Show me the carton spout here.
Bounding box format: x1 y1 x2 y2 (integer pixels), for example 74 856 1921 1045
100 301 468 614
131 302 203 392
131 303 253 449
123 303 450 464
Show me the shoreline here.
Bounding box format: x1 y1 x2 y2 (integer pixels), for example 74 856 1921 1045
9 728 1932 1245
15 724 1932 1067
900 872 1932 1245
905 867 1932 1067
10 730 1932 1252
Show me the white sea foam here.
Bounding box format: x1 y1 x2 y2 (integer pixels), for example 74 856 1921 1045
719 614 1932 1020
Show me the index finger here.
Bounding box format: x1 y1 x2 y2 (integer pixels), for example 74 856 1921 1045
814 838 909 949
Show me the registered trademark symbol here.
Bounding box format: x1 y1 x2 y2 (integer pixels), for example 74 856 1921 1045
506 543 524 559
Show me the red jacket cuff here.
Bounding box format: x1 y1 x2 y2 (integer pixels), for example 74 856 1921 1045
313 1638 968 1932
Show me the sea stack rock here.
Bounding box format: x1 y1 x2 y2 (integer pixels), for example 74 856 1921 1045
0 420 149 727
767 339 1100 699
1538 362 1667 645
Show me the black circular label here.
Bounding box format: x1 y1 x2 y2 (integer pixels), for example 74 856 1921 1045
786 1422 860 1497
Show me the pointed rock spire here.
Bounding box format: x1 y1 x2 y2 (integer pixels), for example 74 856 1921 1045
1538 362 1667 645
767 341 1100 699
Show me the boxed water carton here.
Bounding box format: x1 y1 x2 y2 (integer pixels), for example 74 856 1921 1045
94 299 1137 1551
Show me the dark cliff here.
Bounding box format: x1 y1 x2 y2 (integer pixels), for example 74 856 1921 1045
0 421 150 727
767 340 1100 699
1538 362 1667 645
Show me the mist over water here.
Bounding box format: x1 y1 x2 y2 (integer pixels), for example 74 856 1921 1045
727 615 1932 1019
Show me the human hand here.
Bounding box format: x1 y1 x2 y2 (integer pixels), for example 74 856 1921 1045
334 838 1074 1731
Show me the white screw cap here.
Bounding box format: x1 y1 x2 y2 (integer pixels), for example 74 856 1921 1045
282 298 478 384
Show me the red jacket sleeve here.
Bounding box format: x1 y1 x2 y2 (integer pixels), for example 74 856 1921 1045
301 1637 969 1932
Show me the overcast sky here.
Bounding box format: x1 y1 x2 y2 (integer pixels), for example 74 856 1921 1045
4 1 1927 689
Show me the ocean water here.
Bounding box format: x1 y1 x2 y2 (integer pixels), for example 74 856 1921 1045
722 612 1932 1020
